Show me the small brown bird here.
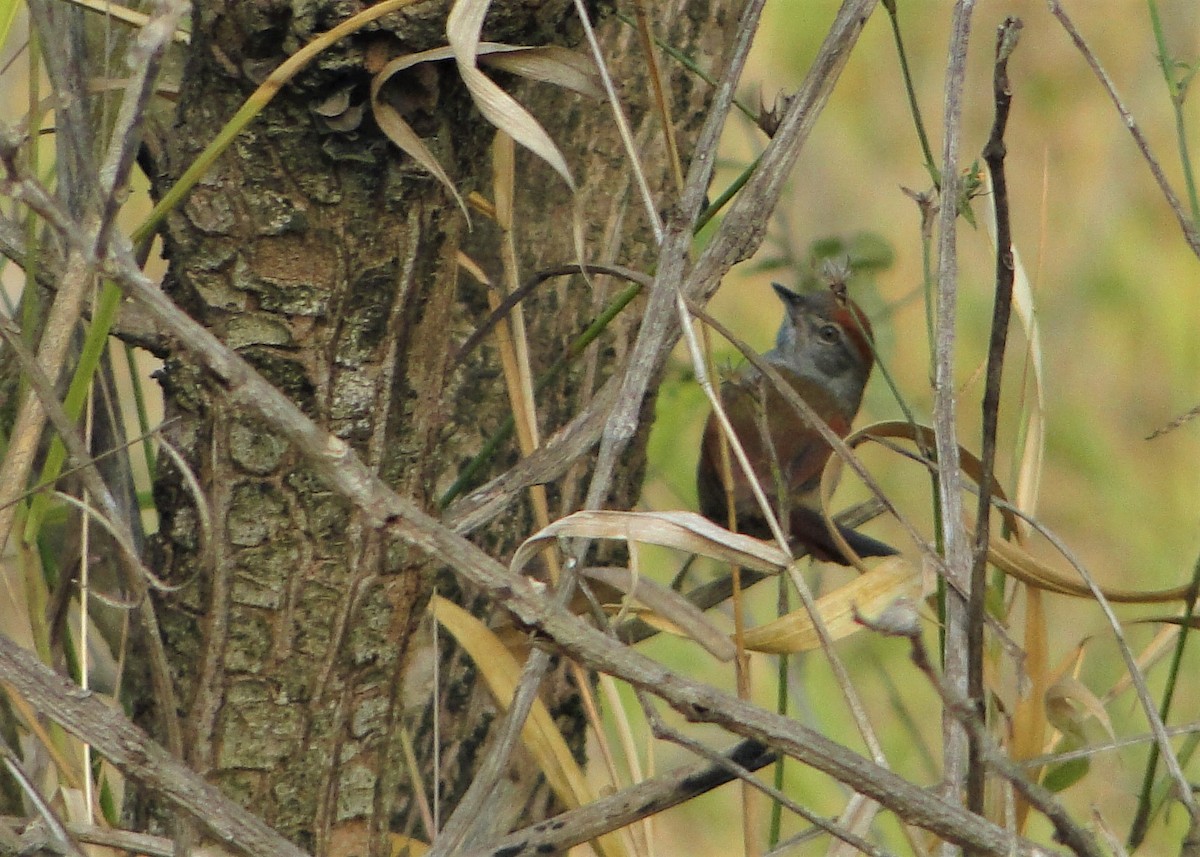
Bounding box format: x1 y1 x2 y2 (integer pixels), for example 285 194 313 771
696 283 896 565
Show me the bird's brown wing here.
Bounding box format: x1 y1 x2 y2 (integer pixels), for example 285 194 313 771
696 370 896 564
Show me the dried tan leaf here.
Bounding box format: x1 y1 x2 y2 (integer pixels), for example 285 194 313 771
313 87 353 117
511 510 791 577
1045 675 1115 743
1010 588 1048 833
429 596 627 857
740 556 918 655
389 834 429 856
370 67 468 220
582 566 735 662
480 45 602 99
447 0 575 189
369 39 593 222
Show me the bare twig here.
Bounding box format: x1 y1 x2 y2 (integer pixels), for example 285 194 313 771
643 708 891 857
12 818 173 857
683 0 879 294
931 0 978 810
968 14 1022 820
1017 720 1200 769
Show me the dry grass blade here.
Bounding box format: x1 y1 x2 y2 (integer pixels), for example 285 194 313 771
447 0 575 189
511 510 791 577
370 41 600 222
848 421 1196 603
370 61 468 220
582 566 736 662
428 596 627 857
1045 675 1115 744
1010 588 1047 833
480 46 602 98
740 557 918 655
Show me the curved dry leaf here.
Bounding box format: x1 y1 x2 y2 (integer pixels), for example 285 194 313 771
1045 675 1115 744
429 596 627 857
372 41 595 85
314 87 354 117
323 101 366 132
845 421 1195 604
583 566 736 662
370 39 593 220
1131 614 1200 629
447 0 575 189
480 45 602 99
511 509 792 577
370 71 468 220
985 533 1193 604
389 834 429 856
740 556 918 655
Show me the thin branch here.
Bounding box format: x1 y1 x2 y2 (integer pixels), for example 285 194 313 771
931 0 978 812
683 0 879 294
641 705 892 857
969 14 1022 821
9 819 173 857
1018 720 1200 769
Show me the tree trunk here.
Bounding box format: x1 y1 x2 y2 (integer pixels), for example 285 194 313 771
144 1 737 853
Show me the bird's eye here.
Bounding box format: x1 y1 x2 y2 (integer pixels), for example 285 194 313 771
818 324 841 344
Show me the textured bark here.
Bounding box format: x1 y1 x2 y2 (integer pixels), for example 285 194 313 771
144 1 737 853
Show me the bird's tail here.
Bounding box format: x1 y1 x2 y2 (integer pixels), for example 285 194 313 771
788 505 898 566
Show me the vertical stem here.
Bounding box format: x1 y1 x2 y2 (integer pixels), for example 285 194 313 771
969 15 1022 826
931 1 977 834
